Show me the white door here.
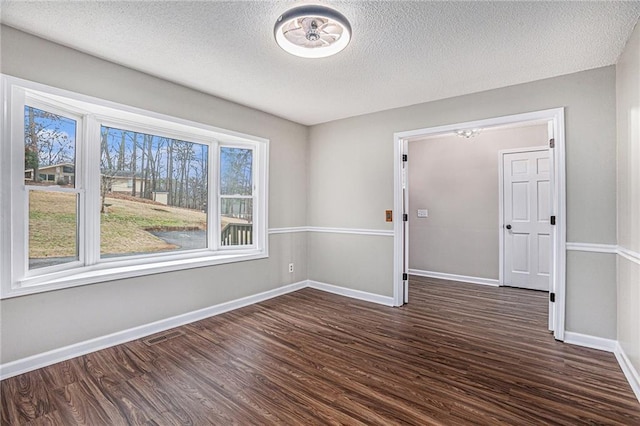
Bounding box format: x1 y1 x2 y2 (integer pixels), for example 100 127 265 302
503 149 551 291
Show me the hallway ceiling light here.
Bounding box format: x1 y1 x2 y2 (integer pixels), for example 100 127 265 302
274 5 352 59
455 128 482 138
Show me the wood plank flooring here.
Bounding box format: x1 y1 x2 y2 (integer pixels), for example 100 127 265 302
2 276 640 425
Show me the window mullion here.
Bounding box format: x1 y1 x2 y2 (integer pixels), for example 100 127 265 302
257 143 267 252
84 115 101 265
9 87 28 288
209 141 219 251
252 146 259 250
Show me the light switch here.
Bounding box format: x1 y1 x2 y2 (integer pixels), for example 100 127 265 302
417 209 428 218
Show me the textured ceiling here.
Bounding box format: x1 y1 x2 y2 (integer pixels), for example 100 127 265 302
1 1 639 125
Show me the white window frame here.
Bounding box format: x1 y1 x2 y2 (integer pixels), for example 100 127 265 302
20 98 87 279
0 75 269 299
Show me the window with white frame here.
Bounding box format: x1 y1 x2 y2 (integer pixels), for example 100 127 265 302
1 76 268 298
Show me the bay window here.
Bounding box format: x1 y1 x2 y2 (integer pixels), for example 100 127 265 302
0 76 268 298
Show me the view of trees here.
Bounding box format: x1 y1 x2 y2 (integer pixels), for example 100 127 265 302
220 147 253 195
24 105 254 224
220 147 253 222
23 103 259 270
24 105 76 183
100 126 209 213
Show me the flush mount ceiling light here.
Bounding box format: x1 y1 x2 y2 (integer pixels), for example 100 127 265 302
455 128 482 138
274 5 351 59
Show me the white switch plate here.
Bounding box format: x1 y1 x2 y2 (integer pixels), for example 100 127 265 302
417 209 428 218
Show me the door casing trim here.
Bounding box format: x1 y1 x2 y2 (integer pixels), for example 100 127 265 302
393 108 566 341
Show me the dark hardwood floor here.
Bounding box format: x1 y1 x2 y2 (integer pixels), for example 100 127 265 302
2 276 640 425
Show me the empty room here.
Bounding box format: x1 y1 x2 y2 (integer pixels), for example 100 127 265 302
1 1 640 424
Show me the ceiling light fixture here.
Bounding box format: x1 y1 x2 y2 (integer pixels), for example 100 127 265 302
274 5 351 59
455 128 482 138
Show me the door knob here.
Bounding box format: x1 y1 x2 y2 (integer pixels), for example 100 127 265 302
506 224 512 230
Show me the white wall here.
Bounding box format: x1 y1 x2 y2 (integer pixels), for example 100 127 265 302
0 26 309 363
408 123 548 280
616 20 640 379
308 66 618 338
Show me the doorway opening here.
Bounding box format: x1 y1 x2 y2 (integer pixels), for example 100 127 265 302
393 108 566 341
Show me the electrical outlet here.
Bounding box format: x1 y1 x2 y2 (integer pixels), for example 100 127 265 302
288 263 294 273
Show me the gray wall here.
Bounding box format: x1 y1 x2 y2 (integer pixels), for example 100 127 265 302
0 26 309 363
308 233 393 296
408 124 548 279
0 23 626 365
308 66 618 339
616 20 640 377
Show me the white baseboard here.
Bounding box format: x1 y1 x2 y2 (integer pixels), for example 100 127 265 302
563 331 617 352
0 279 396 380
558 332 640 403
4 277 637 406
0 281 307 380
614 342 640 403
307 280 395 306
409 269 499 287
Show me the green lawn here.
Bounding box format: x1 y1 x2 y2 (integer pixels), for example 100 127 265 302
29 191 79 258
29 192 223 258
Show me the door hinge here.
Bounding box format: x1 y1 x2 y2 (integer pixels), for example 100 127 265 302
550 215 556 225
550 292 556 303
402 154 408 162
549 138 555 148
402 273 408 281
403 213 408 221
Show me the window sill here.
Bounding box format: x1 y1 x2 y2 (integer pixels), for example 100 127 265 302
3 251 268 299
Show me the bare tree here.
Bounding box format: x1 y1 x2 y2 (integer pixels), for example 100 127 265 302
100 127 116 213
25 106 40 181
130 132 138 196
220 147 253 220
97 126 210 213
167 139 174 205
24 106 75 183
117 131 126 171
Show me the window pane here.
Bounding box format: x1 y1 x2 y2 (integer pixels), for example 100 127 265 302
99 126 208 257
220 198 253 246
29 191 78 269
220 147 252 196
24 106 76 187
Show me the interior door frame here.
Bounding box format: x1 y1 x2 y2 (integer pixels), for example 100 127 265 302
392 108 566 341
402 138 409 304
